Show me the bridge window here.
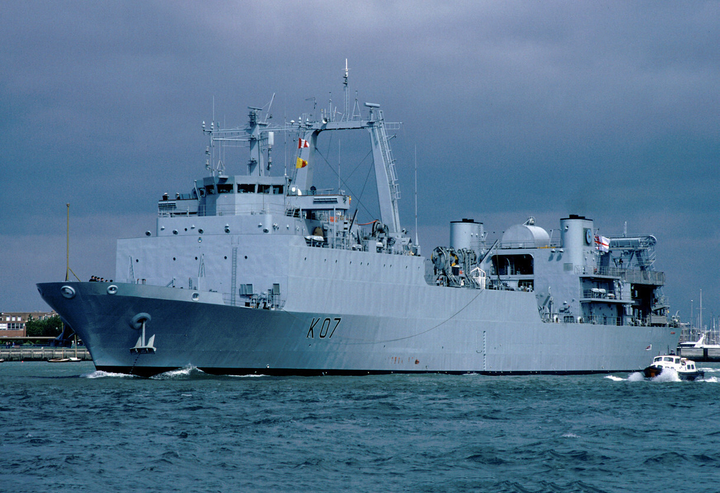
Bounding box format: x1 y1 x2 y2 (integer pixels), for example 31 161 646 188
217 184 233 194
238 184 255 193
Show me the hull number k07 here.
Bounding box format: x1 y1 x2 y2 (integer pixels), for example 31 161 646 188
307 317 341 339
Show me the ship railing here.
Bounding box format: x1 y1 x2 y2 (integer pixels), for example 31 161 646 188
627 316 668 327
620 269 665 285
576 265 665 285
543 313 646 326
581 289 617 300
157 195 200 217
498 240 562 249
194 203 287 217
222 292 285 310
158 207 198 218
286 187 337 196
653 295 670 309
581 315 622 326
576 265 622 277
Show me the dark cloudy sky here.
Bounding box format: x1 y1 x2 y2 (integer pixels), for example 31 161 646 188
2 1 718 326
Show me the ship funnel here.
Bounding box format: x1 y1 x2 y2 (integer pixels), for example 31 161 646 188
450 219 483 255
560 214 595 269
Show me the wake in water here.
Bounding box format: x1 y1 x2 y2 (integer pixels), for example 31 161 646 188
606 368 719 383
151 365 272 379
604 373 647 382
150 365 206 380
81 370 139 379
604 370 680 382
648 368 682 382
699 367 718 383
81 365 202 380
81 365 272 380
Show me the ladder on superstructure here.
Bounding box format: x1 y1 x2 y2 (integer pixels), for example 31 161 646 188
366 107 402 233
375 109 401 204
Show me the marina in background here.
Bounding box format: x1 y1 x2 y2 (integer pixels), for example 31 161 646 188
677 290 720 361
0 344 91 362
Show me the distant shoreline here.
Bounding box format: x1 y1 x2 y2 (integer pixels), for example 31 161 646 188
0 346 92 362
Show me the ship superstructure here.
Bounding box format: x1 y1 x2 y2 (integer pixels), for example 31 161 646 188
37 72 677 376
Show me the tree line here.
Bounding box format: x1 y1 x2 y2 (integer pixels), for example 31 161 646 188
24 315 63 338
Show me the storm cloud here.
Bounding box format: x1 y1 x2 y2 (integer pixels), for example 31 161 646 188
1 1 718 325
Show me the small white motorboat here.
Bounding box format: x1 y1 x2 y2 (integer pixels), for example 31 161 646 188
643 355 704 381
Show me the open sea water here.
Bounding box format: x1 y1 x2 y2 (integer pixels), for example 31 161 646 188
2 361 720 492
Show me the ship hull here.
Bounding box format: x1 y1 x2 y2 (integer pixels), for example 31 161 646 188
37 281 678 377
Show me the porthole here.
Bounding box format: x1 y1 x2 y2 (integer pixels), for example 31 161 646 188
192 293 199 301
107 285 118 295
198 229 204 234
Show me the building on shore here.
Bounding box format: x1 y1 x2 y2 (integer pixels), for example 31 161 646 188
0 311 58 338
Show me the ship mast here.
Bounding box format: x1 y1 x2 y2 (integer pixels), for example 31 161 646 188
200 66 404 234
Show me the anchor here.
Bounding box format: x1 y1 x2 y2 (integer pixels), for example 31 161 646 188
130 312 156 354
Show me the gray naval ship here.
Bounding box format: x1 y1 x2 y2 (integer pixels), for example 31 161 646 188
38 74 678 376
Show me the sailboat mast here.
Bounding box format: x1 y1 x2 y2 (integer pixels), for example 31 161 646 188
65 203 70 282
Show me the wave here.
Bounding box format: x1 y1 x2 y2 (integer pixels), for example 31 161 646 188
150 364 206 380
627 371 645 382
561 432 580 438
81 370 139 379
604 372 645 382
650 368 682 382
604 375 626 382
605 370 689 383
